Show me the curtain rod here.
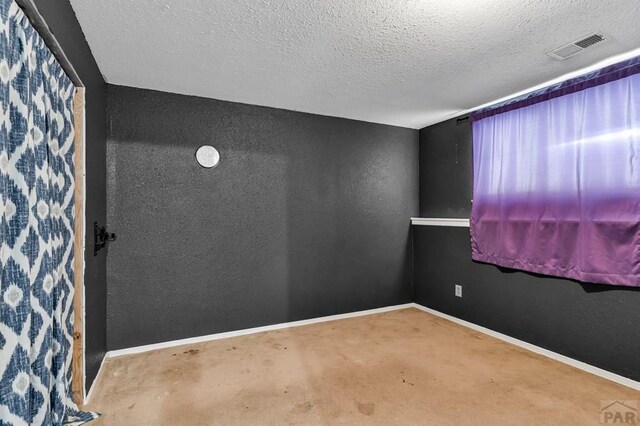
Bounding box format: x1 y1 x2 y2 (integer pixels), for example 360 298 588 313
456 116 469 125
14 0 84 87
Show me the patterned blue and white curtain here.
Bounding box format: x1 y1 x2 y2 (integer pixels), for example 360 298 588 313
0 0 96 424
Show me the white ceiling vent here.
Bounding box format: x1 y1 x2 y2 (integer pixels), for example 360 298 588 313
548 33 606 60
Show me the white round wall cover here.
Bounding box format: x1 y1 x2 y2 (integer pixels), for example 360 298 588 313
195 145 220 168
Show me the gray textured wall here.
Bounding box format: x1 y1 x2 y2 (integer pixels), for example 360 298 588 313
415 117 640 381
32 0 107 388
419 119 471 218
106 85 418 350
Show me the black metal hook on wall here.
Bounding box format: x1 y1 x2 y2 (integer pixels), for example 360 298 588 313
94 222 116 256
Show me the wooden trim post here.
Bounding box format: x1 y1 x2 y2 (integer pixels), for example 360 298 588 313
71 87 85 404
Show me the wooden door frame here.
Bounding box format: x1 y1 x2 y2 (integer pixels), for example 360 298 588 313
72 87 86 405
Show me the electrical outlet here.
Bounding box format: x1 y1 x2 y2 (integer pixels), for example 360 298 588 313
455 284 462 298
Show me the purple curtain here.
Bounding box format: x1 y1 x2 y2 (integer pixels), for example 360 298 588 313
470 69 640 287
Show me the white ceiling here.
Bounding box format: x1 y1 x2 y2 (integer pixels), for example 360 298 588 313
69 0 640 129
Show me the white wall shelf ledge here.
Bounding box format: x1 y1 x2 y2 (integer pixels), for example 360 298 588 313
411 217 470 227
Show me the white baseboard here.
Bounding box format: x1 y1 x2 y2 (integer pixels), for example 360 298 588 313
106 303 415 358
410 303 640 391
88 302 639 401
84 352 108 405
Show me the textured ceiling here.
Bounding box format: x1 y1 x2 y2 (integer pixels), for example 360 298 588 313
69 0 640 129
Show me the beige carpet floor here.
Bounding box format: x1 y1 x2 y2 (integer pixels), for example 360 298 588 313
84 308 639 425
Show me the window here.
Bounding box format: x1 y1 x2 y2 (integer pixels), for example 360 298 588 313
470 58 640 287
